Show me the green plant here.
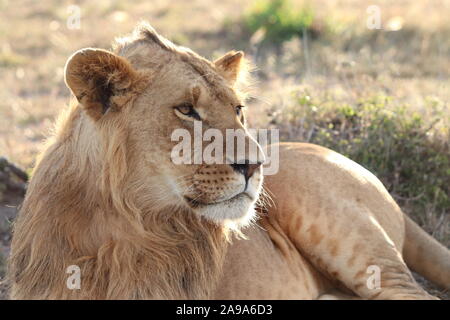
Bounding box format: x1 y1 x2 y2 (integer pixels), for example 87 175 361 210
244 0 314 43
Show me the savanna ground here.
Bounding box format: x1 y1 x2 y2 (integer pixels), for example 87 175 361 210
0 0 448 299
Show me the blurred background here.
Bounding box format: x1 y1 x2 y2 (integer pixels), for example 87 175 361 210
0 0 449 298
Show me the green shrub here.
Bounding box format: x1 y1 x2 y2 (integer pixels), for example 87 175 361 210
243 0 314 43
269 92 450 236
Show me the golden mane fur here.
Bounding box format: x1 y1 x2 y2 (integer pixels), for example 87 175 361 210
8 91 228 300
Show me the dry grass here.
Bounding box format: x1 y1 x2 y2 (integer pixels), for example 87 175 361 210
0 0 448 299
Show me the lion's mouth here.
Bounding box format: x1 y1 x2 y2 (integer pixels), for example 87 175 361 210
184 192 254 208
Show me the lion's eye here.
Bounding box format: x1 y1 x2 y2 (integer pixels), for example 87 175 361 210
236 105 245 123
174 103 201 121
235 105 244 117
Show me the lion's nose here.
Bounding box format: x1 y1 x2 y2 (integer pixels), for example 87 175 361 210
230 160 263 181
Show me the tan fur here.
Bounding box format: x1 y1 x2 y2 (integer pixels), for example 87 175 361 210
8 23 450 299
403 215 450 289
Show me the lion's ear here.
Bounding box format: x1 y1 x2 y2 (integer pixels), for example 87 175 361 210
214 51 245 85
64 48 144 120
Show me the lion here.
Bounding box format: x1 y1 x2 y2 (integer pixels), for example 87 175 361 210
7 23 450 300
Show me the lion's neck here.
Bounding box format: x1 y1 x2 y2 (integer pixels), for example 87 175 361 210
11 106 229 299
133 210 229 299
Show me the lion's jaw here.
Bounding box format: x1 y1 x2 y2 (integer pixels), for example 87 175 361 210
172 164 263 226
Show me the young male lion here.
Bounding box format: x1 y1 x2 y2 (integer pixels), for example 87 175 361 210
7 23 450 299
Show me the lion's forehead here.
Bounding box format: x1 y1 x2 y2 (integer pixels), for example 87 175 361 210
120 41 239 106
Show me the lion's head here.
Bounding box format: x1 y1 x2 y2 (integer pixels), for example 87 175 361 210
64 23 264 226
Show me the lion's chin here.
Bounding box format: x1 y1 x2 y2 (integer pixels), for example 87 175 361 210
187 193 257 227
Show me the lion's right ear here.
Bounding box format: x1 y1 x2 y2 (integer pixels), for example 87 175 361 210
214 51 245 86
64 48 146 120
